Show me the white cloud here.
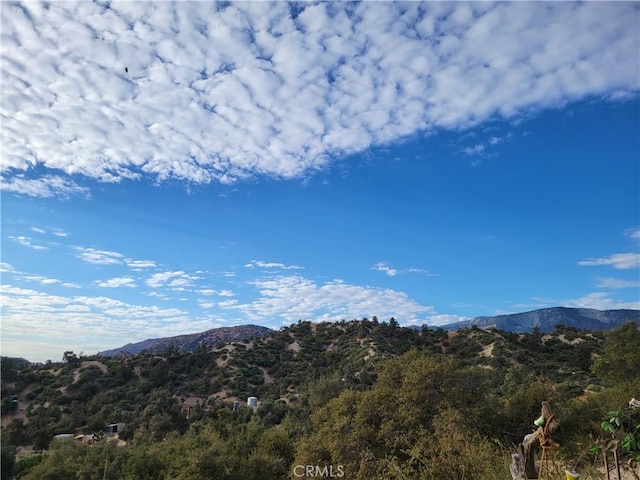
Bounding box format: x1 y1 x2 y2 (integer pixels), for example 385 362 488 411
217 299 239 309
96 276 137 288
461 133 512 158
2 264 80 287
198 299 216 309
20 275 80 289
9 235 48 250
75 247 124 265
0 262 16 273
373 262 435 277
0 175 90 198
426 314 471 327
197 288 217 296
146 270 200 289
168 278 193 288
462 144 485 156
595 277 640 289
578 253 640 270
126 259 157 269
0 284 210 361
1 2 637 194
565 292 640 311
627 228 640 241
30 226 46 234
147 291 170 300
75 247 157 272
373 262 399 277
196 288 235 297
245 260 303 270
21 275 59 285
52 230 69 237
225 274 433 324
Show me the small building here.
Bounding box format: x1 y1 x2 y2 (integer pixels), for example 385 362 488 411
233 400 241 411
181 397 205 415
105 422 125 435
53 433 74 441
247 396 258 408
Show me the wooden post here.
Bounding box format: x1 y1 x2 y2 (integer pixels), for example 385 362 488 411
603 438 621 480
521 401 559 480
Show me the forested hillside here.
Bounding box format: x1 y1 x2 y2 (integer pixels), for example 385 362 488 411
2 319 639 479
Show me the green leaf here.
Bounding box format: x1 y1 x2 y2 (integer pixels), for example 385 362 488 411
608 411 623 426
601 421 615 434
590 445 603 455
621 433 637 453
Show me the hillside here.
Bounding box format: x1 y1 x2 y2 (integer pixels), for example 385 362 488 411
441 307 640 332
97 308 638 359
97 325 272 356
2 319 639 480
0 319 612 431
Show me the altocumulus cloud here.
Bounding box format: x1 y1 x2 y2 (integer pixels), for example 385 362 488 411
96 277 137 288
1 2 638 195
225 274 434 325
75 247 125 265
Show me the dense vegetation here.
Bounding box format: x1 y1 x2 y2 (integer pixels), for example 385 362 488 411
2 319 639 479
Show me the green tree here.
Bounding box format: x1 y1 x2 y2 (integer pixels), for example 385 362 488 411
62 351 81 368
2 418 28 446
293 350 498 479
1 445 16 480
26 405 59 450
388 317 398 330
1 357 20 382
593 322 640 384
139 389 188 440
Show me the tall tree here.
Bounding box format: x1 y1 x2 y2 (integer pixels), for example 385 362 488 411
593 322 640 384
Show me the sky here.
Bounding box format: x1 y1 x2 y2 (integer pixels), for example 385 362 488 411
1 1 639 362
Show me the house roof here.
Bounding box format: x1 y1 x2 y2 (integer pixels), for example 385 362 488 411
182 397 203 407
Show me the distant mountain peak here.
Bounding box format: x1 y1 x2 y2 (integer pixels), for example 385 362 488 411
440 307 639 333
97 324 272 357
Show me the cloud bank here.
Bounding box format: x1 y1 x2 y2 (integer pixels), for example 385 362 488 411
0 284 210 361
2 2 638 195
229 275 434 325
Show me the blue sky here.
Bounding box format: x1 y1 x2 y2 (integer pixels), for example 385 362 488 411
1 1 639 362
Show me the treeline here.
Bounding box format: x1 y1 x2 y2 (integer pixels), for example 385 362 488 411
2 320 639 479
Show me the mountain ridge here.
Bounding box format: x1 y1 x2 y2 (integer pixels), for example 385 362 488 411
440 306 639 332
97 324 272 357
95 307 639 357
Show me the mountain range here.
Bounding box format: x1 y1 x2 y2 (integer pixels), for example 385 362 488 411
440 307 639 332
97 324 272 357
